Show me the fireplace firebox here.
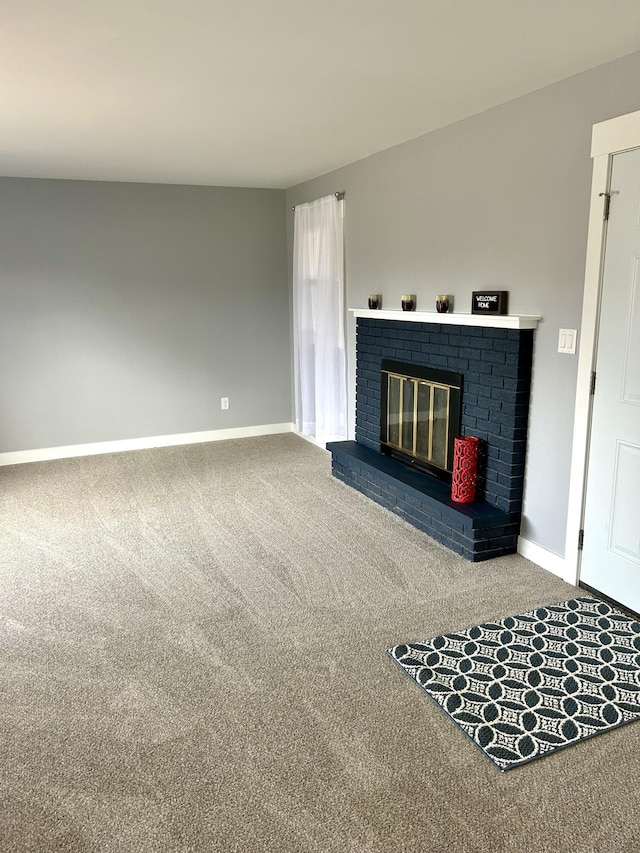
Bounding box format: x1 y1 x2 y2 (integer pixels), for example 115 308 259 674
380 359 462 482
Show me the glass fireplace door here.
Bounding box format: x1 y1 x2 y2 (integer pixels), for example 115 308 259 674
385 373 452 472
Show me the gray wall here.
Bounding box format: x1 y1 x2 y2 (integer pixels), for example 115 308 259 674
0 179 290 452
285 50 640 558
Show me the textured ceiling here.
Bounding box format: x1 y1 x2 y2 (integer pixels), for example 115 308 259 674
2 0 640 188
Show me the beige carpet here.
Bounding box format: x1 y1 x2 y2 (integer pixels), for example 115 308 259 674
0 433 638 852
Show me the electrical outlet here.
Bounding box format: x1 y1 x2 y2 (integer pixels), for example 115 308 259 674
558 329 577 355
221 397 229 410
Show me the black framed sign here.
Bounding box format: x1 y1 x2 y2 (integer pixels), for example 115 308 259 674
471 291 508 315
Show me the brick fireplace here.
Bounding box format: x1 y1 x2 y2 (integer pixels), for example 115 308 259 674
327 309 539 561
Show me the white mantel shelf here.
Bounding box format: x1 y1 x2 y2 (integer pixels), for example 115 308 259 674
349 308 541 330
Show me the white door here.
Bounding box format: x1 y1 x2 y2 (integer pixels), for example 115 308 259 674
580 146 640 612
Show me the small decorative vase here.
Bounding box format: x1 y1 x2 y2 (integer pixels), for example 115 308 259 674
436 294 451 313
451 436 479 503
368 294 381 310
401 294 416 311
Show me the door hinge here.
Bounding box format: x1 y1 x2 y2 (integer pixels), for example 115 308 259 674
599 192 611 221
578 529 584 551
590 370 596 395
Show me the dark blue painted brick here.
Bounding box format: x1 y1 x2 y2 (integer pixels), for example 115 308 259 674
439 345 458 357
483 328 509 339
460 347 483 361
481 349 507 364
492 339 521 354
447 358 470 372
353 317 532 525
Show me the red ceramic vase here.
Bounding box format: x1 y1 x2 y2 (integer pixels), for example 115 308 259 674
451 436 479 503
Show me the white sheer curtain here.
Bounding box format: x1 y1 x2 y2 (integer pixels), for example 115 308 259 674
293 194 347 446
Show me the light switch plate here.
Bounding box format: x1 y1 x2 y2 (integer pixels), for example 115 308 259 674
558 328 577 355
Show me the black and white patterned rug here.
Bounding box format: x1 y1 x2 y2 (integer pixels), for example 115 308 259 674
387 596 640 771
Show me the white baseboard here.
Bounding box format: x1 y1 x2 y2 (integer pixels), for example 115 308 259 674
0 422 296 467
517 536 577 585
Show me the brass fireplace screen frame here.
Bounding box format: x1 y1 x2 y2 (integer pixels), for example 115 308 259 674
380 359 462 480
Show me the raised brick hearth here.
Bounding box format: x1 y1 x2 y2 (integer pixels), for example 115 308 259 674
327 315 535 561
